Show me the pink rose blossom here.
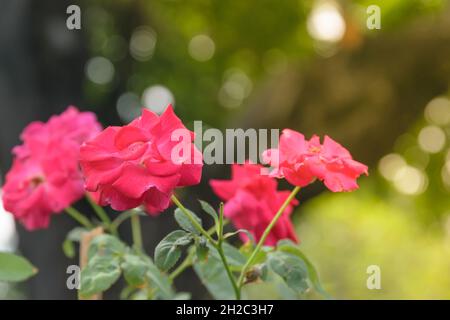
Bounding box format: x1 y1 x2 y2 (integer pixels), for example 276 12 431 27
2 107 102 230
79 105 203 215
210 163 298 246
263 129 368 192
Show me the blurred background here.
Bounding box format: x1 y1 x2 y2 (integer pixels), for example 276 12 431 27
1 0 450 299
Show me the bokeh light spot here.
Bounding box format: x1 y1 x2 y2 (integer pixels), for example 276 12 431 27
378 153 406 181
307 0 346 43
85 56 115 85
393 166 428 195
218 69 253 109
418 125 446 154
441 161 450 191
424 96 450 126
188 34 215 62
142 85 175 115
130 26 157 62
116 92 142 123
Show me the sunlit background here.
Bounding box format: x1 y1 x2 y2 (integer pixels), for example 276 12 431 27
1 0 450 299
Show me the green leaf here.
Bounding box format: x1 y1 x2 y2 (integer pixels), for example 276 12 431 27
267 251 309 294
121 254 148 287
120 286 137 300
239 243 268 266
121 254 175 300
79 234 126 297
199 200 218 223
193 255 235 300
0 252 37 282
174 208 202 235
259 263 269 281
276 240 330 298
208 242 246 267
80 255 121 297
130 288 150 300
87 234 126 260
143 256 175 299
154 230 192 271
276 276 300 300
62 239 76 259
195 237 209 261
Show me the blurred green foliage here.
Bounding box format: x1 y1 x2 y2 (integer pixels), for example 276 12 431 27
80 0 447 126
296 185 450 299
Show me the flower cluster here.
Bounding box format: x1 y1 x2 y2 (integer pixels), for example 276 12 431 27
2 106 367 248
2 107 101 230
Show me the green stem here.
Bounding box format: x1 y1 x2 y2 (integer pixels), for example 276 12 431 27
216 202 241 300
86 195 117 236
216 243 241 300
218 202 224 240
131 214 143 251
171 195 216 244
65 207 93 229
111 209 142 230
237 186 301 290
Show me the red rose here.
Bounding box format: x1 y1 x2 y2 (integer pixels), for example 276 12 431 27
210 163 298 246
2 107 102 230
79 105 203 215
264 129 368 192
